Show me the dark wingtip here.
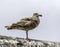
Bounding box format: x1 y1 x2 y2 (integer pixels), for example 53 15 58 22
5 26 8 28
5 26 11 30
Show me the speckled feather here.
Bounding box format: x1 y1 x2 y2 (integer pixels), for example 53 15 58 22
5 13 42 31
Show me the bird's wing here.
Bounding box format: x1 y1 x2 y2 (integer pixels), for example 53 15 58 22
21 17 32 21
16 17 33 26
16 21 27 26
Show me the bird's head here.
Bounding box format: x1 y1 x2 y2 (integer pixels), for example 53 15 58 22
33 13 42 17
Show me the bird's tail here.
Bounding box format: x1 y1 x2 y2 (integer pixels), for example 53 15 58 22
5 24 18 30
5 26 12 30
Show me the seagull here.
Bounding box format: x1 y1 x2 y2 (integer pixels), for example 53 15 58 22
5 13 42 39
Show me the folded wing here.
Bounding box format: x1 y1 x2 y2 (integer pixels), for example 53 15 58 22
5 17 33 30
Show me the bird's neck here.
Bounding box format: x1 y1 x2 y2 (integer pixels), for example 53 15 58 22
32 16 39 20
32 16 40 25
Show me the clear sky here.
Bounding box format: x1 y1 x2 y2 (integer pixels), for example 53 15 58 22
0 0 60 42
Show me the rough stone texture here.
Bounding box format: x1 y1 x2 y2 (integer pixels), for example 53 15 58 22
0 35 60 47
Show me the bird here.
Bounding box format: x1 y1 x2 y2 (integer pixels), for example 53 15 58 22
5 13 42 39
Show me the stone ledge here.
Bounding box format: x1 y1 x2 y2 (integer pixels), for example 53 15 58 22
0 35 60 47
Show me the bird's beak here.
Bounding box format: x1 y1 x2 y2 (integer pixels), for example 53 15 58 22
39 14 42 17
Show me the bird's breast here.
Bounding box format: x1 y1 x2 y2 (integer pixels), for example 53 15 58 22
23 18 40 30
17 17 40 31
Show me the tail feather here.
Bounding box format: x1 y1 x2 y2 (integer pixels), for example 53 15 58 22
5 24 23 30
5 26 12 30
5 24 17 30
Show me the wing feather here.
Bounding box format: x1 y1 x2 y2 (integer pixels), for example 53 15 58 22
16 17 33 26
21 17 32 21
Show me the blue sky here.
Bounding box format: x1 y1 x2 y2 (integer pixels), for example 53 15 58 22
0 0 60 42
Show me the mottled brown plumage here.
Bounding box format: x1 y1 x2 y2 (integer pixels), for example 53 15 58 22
5 13 42 39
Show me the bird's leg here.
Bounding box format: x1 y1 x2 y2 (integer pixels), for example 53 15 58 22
26 30 28 39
